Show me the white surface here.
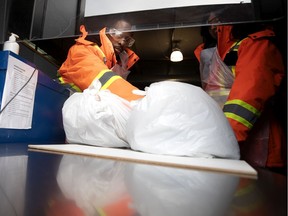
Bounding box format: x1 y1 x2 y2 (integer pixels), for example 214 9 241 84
29 144 257 178
85 0 251 17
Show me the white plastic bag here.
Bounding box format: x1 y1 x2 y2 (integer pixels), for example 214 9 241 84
201 48 235 108
62 80 131 147
126 81 240 159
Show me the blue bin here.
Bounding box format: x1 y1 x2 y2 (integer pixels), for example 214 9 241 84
0 51 69 144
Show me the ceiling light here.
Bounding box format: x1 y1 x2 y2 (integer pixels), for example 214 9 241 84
170 48 183 62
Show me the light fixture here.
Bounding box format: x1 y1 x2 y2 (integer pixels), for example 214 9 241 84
170 48 183 62
170 29 183 62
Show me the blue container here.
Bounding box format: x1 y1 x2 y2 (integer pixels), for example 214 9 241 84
0 51 69 144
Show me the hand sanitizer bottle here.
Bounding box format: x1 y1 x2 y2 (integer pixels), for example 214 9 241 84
3 33 20 55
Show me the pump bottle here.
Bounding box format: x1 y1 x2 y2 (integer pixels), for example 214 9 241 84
3 33 20 55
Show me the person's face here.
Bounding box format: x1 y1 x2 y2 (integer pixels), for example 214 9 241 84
108 28 135 54
208 14 220 39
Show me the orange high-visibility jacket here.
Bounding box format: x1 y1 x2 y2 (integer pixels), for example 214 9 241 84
58 25 142 101
195 26 286 168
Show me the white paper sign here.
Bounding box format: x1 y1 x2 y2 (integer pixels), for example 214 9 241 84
0 55 38 129
85 0 251 17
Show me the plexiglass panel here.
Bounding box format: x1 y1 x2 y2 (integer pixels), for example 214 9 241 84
2 0 286 43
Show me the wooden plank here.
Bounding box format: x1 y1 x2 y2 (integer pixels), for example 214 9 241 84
28 144 257 179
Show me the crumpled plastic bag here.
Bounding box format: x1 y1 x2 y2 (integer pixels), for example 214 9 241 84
126 81 240 159
62 80 131 147
201 48 235 108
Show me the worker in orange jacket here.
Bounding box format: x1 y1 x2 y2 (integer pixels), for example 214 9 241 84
58 20 143 102
194 23 286 170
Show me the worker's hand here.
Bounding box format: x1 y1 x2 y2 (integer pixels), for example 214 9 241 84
112 64 130 80
111 51 131 79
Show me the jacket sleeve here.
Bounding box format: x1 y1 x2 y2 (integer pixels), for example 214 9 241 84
59 42 143 101
224 36 285 141
59 44 109 91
